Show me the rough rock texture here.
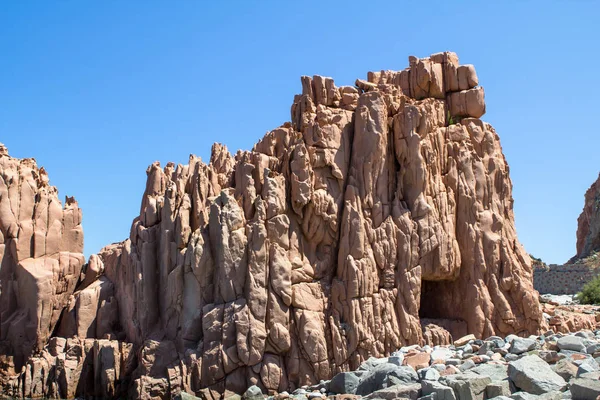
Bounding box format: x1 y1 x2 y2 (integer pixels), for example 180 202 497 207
574 173 600 260
0 51 546 399
0 145 85 379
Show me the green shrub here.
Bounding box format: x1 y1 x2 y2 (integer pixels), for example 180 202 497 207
447 111 455 126
577 274 600 304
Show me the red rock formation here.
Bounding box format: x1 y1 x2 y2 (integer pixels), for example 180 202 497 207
574 173 600 260
0 52 546 399
0 146 85 376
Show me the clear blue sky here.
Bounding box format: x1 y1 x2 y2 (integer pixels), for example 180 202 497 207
1 2 599 264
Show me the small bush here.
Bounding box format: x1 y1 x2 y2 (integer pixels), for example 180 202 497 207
577 274 600 304
447 111 455 126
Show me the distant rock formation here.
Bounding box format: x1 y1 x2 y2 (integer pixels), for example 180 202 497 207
0 51 546 399
574 173 600 261
0 146 86 388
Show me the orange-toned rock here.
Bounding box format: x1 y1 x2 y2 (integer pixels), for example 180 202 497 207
403 352 430 370
574 173 600 259
0 51 547 398
0 146 85 375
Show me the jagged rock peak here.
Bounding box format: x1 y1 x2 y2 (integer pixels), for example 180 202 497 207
1 51 544 399
0 147 85 383
574 172 600 260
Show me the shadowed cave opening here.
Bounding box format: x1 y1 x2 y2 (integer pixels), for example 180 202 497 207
418 279 468 340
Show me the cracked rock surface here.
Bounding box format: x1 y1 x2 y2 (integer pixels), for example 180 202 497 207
0 51 545 399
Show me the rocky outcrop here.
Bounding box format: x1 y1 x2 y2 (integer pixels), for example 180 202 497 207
0 51 546 399
574 173 600 260
0 146 85 379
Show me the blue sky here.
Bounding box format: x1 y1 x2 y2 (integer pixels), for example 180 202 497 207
1 2 599 264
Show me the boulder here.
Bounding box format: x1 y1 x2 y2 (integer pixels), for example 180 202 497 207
356 363 418 396
570 378 600 400
485 381 511 398
243 386 264 400
557 336 586 353
510 338 537 355
363 383 421 400
422 380 457 400
552 359 578 381
441 374 492 400
329 372 360 395
508 355 567 394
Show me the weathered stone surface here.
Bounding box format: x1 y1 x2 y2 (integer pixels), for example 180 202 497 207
510 338 537 355
570 378 600 400
557 336 586 352
441 373 492 400
355 363 418 395
0 145 85 377
574 173 600 260
508 355 567 394
329 372 360 394
551 359 578 381
363 383 422 400
422 379 457 400
0 52 546 398
3 337 135 399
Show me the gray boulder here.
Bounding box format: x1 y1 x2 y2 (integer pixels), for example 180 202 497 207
460 359 477 372
419 367 441 381
363 383 421 400
243 386 264 400
510 392 539 400
329 372 360 394
441 374 492 400
579 371 600 380
471 363 510 382
576 359 600 377
575 331 595 339
359 356 391 371
510 338 537 355
485 381 511 398
510 392 564 400
422 380 457 400
570 378 600 400
508 355 567 394
585 343 600 355
557 336 586 353
356 363 418 396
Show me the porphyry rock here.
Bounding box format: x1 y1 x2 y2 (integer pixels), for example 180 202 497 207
574 173 600 260
0 147 85 375
0 51 546 399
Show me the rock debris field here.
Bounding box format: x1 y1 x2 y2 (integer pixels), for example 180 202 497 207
236 331 600 400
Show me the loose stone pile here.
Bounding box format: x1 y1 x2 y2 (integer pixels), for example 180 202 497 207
234 331 600 400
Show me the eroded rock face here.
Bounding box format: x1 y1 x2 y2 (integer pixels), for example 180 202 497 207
574 173 600 260
0 51 545 399
0 146 85 376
